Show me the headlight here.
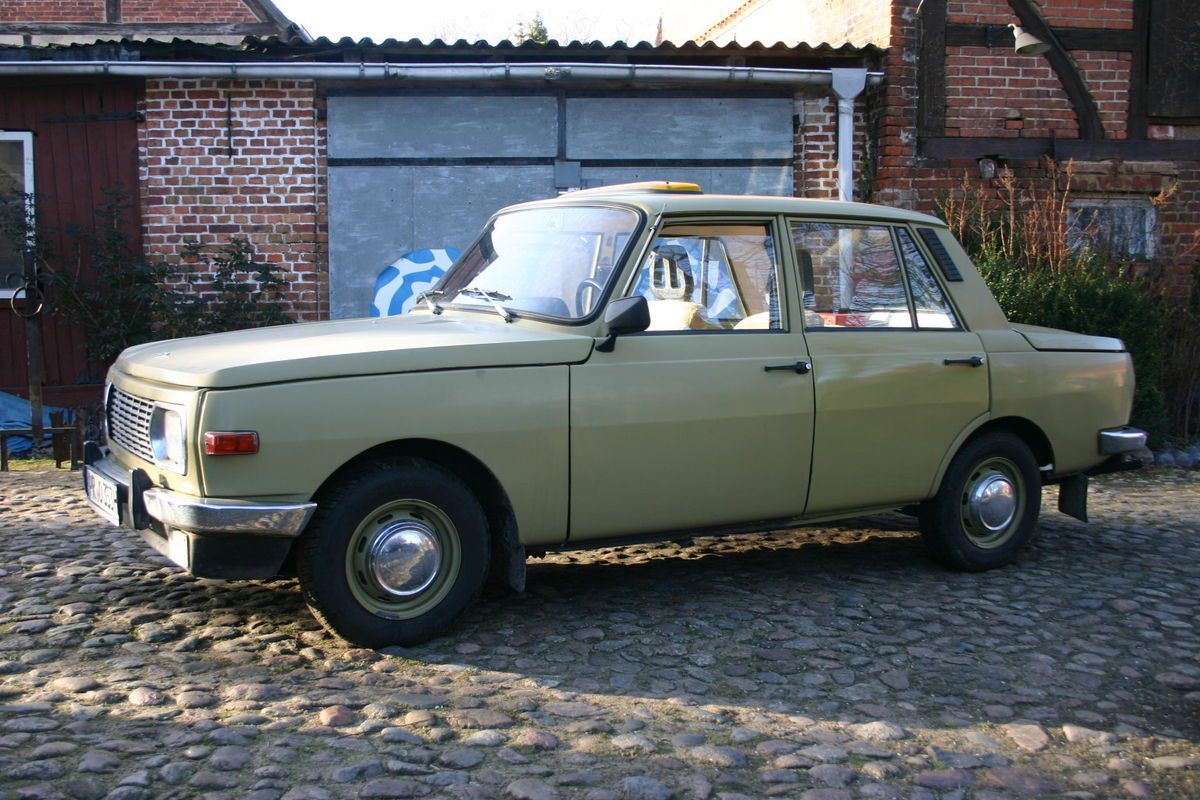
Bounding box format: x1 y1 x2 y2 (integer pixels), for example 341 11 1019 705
149 404 187 473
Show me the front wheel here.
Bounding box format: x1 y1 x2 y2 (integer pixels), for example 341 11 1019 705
297 458 489 647
918 432 1040 572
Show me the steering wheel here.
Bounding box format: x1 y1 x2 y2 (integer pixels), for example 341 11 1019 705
575 278 605 316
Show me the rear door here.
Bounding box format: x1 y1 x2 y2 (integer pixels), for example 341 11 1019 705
789 220 990 514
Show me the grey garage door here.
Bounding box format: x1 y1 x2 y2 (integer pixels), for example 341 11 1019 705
327 90 795 319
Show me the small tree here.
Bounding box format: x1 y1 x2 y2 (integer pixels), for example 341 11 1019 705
175 238 293 335
45 191 186 366
512 13 549 44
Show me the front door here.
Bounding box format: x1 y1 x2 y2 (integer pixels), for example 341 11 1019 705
569 219 815 541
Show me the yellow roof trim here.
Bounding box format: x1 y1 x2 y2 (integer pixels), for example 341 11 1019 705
568 181 704 196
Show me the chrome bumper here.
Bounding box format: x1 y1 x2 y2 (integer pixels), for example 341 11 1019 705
142 489 314 537
1098 426 1148 455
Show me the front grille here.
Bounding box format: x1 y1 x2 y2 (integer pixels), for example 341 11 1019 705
107 387 155 463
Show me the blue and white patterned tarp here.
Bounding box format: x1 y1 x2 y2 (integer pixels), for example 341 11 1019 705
370 248 460 318
0 390 72 455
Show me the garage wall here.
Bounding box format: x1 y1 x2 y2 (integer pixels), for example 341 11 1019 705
327 90 795 319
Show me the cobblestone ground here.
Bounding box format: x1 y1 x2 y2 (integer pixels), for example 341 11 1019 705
0 469 1197 800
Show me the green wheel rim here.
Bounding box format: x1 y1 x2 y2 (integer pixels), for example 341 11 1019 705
345 499 461 620
959 455 1026 549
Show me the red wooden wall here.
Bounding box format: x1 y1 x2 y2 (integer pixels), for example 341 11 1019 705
0 78 141 406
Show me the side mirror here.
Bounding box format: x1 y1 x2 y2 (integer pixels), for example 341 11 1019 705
596 295 649 353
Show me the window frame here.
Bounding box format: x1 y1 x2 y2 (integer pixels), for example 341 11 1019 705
1066 196 1158 262
787 218 918 332
785 218 968 334
0 131 35 302
893 225 964 332
621 215 791 335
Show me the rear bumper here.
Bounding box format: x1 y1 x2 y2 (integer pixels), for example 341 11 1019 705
1099 426 1147 455
83 442 314 579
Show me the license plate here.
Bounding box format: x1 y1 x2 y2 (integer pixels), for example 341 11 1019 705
84 466 123 526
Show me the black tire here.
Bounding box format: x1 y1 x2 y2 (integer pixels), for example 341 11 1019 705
297 458 489 647
918 432 1040 572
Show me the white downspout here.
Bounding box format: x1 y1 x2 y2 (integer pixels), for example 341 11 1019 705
831 67 868 202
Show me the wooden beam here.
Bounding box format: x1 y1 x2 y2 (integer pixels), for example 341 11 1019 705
1128 0 1149 140
945 23 1136 51
922 136 1200 161
1006 0 1105 141
917 0 948 140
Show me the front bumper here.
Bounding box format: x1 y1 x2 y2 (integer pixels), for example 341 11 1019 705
83 443 315 579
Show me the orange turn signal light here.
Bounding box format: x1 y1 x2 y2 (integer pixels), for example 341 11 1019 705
204 431 259 455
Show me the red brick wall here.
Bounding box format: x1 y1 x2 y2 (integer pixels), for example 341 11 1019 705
0 0 104 22
944 47 1078 139
120 0 259 23
947 0 1134 28
870 0 1199 298
794 96 839 198
0 0 261 22
139 79 328 321
796 0 892 47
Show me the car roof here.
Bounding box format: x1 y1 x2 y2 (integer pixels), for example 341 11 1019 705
507 184 948 228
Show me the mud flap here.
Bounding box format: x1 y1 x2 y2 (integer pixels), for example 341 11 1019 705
487 513 526 594
1057 474 1088 523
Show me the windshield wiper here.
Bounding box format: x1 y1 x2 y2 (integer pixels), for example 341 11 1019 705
415 289 444 315
459 287 514 323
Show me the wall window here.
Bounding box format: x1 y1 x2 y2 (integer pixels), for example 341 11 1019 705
0 132 34 301
1068 198 1157 261
631 223 782 331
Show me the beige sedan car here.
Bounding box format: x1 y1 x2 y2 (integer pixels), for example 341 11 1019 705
84 182 1146 646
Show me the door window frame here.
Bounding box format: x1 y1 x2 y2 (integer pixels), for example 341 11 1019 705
784 217 968 333
0 131 35 302
620 214 793 335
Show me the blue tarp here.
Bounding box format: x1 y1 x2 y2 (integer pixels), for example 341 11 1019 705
0 391 74 455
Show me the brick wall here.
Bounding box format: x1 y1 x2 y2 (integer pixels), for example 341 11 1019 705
789 0 892 47
946 0 1134 27
120 0 259 23
944 47 1078 139
868 0 1199 298
794 96 839 198
0 0 260 23
139 79 328 321
792 91 873 200
0 0 104 22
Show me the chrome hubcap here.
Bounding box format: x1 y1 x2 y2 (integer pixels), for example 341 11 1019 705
366 522 441 598
968 471 1017 532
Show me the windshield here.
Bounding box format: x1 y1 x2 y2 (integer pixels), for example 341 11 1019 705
436 205 640 321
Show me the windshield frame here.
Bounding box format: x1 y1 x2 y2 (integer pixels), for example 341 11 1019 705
433 201 648 327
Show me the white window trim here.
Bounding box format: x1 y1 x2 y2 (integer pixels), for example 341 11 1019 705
0 130 35 301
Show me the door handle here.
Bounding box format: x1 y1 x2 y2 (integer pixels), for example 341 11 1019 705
764 360 812 374
943 356 985 367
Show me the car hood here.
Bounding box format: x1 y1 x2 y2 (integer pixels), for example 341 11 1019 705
114 313 595 389
1010 323 1125 353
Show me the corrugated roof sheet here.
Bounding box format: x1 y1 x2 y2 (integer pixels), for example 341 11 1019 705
0 34 882 66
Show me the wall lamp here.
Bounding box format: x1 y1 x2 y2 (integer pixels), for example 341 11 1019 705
1010 24 1050 55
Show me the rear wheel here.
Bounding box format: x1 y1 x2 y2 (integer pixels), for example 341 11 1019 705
298 458 489 647
919 432 1040 572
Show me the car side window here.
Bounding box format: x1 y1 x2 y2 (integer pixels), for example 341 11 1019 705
630 223 783 332
896 228 960 329
790 222 913 329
